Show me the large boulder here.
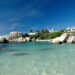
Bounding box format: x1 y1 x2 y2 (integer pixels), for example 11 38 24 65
51 33 69 44
31 38 36 42
9 37 31 43
16 37 27 42
0 37 9 43
59 33 69 43
25 37 30 42
51 37 62 44
9 32 23 40
67 36 75 43
9 37 26 43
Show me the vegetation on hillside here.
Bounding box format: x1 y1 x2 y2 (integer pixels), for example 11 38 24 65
49 31 63 39
23 29 64 39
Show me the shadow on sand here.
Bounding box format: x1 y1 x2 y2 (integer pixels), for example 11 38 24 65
13 53 28 56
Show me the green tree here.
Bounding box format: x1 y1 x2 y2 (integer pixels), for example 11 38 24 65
22 33 29 38
49 31 63 39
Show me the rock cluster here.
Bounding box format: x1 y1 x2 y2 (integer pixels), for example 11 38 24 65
67 36 75 43
0 32 31 43
9 32 23 40
51 33 75 44
8 32 31 43
0 37 9 43
0 31 75 44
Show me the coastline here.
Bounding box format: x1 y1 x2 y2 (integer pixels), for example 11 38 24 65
0 27 75 44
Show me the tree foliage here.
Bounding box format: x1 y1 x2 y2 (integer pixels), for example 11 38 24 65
49 31 63 38
22 33 29 38
28 29 63 39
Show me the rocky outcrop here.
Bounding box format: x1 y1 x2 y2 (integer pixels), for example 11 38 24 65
9 32 23 41
1 31 75 44
9 37 26 43
0 37 9 43
67 36 75 43
25 37 30 42
9 37 31 43
51 33 69 44
51 37 62 44
59 33 69 43
31 38 36 42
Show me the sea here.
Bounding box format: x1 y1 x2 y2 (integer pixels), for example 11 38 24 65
0 42 75 75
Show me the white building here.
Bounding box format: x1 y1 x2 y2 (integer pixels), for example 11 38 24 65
66 26 70 30
49 28 54 32
66 26 75 32
49 28 58 32
28 32 36 35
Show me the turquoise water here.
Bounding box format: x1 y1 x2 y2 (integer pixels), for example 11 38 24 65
0 42 75 75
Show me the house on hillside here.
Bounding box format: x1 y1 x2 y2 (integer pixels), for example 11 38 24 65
66 26 75 32
49 28 58 33
28 32 36 35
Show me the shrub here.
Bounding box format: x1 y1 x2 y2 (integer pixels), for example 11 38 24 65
49 31 63 39
22 33 29 38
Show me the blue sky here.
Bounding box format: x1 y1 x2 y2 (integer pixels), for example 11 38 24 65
0 0 75 34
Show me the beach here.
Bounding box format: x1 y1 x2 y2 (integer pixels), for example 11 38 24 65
0 42 75 75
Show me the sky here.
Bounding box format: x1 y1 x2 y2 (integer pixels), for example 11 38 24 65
0 0 75 34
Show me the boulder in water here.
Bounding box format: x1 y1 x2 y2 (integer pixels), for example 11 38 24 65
0 37 9 43
51 33 69 44
67 36 75 43
60 33 69 43
51 37 62 44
